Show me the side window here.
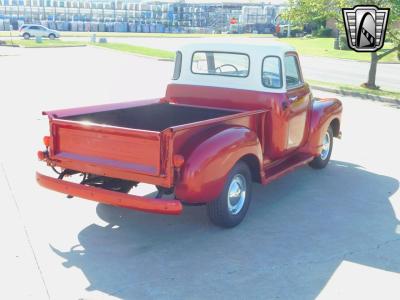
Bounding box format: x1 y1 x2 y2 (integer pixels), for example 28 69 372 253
172 51 182 80
262 56 282 88
30 26 39 30
284 55 302 88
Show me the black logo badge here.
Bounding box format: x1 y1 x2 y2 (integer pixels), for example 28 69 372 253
342 5 390 52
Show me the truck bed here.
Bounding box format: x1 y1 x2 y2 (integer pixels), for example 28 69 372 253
61 103 237 132
46 101 266 188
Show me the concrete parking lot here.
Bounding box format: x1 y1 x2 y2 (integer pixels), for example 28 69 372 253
1 46 399 299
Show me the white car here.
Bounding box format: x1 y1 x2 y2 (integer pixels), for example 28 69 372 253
19 24 60 40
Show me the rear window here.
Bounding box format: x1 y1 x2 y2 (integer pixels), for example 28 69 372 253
191 51 249 78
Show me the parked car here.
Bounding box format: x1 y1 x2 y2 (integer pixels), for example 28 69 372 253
19 24 60 40
36 42 342 228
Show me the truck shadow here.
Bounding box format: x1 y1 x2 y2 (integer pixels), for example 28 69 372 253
50 160 399 299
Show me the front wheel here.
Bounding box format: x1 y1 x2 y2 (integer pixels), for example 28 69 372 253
309 126 333 169
207 161 252 228
48 33 56 40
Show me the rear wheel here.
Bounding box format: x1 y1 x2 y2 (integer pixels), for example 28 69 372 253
23 33 30 40
309 126 333 169
207 161 252 228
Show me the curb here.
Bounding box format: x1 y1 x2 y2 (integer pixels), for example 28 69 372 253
311 85 400 105
302 54 400 65
21 44 87 48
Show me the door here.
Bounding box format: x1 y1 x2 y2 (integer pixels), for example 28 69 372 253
37 26 48 37
28 25 40 37
283 53 311 150
28 25 44 37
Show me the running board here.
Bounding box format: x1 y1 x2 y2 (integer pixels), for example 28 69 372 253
262 153 314 185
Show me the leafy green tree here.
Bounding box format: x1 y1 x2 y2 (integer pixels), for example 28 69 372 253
284 0 347 28
352 0 400 88
284 0 400 90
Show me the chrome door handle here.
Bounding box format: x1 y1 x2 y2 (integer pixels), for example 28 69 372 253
283 96 299 110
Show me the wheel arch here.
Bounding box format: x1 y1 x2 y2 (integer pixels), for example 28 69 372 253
239 153 262 183
301 98 342 156
330 118 340 137
174 126 263 204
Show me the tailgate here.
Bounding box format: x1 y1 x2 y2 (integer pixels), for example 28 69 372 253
49 119 166 179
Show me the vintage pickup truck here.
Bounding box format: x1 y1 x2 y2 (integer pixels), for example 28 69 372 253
37 42 342 227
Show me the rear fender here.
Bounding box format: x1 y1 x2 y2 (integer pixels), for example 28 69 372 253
302 98 342 156
174 126 263 203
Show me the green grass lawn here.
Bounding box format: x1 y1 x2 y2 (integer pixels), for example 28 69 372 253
2 31 398 62
283 37 398 63
308 79 400 100
90 36 399 63
5 39 86 47
93 42 175 59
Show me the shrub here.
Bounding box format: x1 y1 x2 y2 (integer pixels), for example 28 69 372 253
313 27 333 37
339 35 350 50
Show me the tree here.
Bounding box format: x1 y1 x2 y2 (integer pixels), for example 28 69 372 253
283 0 400 90
351 0 400 89
284 0 347 27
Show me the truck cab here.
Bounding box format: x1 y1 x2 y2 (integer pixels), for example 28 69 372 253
37 42 342 228
169 43 316 160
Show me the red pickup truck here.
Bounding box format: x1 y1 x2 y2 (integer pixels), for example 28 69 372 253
37 42 342 227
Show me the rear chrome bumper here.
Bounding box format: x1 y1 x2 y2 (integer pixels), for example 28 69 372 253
36 172 182 215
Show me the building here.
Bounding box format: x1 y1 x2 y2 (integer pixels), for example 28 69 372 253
0 0 282 33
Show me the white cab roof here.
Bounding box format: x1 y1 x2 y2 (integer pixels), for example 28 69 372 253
173 41 298 92
179 41 296 57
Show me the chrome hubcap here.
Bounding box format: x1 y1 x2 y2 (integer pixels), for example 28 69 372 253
227 174 246 215
320 131 331 160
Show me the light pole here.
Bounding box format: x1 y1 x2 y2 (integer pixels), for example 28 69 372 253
9 24 13 46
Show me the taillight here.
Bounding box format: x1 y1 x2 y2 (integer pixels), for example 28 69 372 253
43 136 51 147
173 154 185 168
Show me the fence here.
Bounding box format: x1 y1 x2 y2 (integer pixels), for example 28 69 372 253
0 1 279 33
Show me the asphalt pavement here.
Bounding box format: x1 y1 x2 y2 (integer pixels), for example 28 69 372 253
62 35 400 92
1 46 399 299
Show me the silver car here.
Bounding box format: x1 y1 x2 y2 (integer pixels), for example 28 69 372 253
19 24 60 40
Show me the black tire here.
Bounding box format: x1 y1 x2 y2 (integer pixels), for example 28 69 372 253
309 126 333 169
207 161 252 228
23 33 30 40
48 33 56 40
